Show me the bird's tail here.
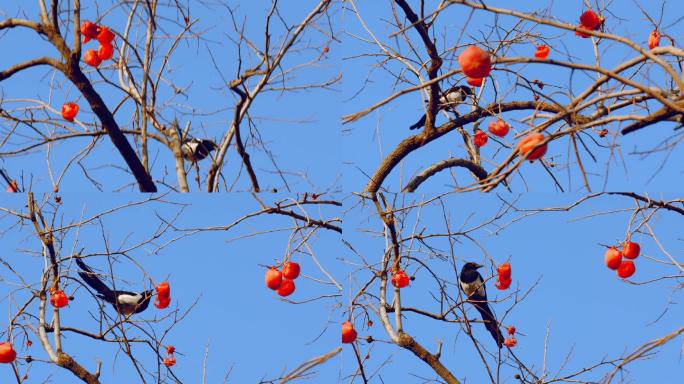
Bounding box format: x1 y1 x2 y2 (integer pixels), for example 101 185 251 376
74 257 115 303
472 301 504 348
409 114 426 130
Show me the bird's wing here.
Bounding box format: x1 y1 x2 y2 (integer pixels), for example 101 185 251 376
75 258 115 303
472 300 504 348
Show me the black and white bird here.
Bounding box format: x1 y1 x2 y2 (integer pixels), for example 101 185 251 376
409 85 475 130
75 257 154 315
181 138 218 162
459 262 504 348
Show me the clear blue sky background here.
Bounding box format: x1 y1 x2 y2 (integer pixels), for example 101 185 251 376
0 0 683 383
0 192 682 383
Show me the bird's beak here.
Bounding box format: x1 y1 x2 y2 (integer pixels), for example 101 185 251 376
474 263 484 269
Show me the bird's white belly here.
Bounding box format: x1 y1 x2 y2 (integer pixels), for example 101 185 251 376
461 280 485 298
117 294 141 305
439 92 463 105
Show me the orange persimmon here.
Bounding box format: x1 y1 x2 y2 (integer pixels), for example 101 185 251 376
458 45 492 78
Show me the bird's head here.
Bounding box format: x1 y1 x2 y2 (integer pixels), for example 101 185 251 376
463 261 484 270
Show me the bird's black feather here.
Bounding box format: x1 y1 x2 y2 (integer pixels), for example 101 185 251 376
75 257 115 303
471 300 504 348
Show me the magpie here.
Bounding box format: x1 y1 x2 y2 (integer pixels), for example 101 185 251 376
459 262 504 348
75 257 154 315
409 85 474 130
181 138 218 162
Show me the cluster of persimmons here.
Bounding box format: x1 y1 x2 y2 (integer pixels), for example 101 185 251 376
604 241 641 278
59 20 117 124
264 261 301 297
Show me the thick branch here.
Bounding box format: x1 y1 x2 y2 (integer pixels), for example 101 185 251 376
621 104 683 135
0 57 62 81
397 333 461 384
0 18 42 31
57 353 101 384
403 158 487 192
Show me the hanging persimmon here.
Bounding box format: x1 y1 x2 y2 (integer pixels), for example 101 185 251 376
466 77 484 87
503 337 517 347
155 296 171 309
156 281 171 299
622 241 640 260
98 43 114 61
163 355 176 367
282 261 301 280
579 10 604 30
534 45 550 60
61 102 79 122
458 45 492 78
473 130 488 147
0 342 16 364
576 9 604 38
617 260 636 279
277 278 295 297
516 132 547 161
97 27 115 45
497 262 512 280
341 321 357 344
80 21 100 43
84 49 102 67
265 267 283 290
604 246 622 270
391 269 409 289
488 120 510 137
49 289 69 308
495 277 512 290
648 30 661 49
